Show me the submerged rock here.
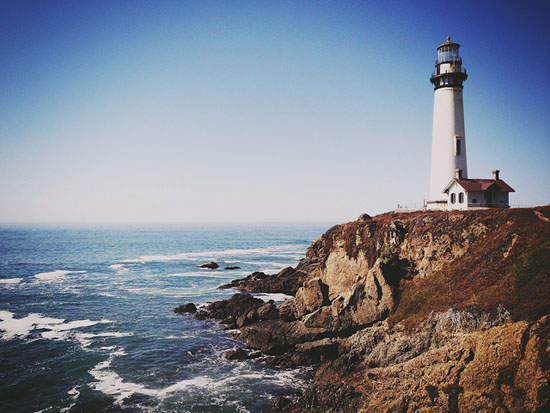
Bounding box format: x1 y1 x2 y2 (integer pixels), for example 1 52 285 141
224 347 262 361
224 266 240 270
198 261 219 269
173 303 197 314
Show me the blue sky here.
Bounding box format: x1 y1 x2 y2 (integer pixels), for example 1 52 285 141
1 0 548 222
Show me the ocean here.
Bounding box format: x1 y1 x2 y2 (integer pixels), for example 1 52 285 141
0 223 329 412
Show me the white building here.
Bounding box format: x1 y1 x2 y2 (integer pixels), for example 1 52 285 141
443 169 515 211
426 37 514 210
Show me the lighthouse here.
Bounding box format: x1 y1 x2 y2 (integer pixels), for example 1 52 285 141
427 36 468 209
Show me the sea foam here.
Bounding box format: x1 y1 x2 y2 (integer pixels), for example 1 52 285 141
0 278 22 285
90 356 214 405
34 270 86 282
0 311 115 342
122 244 307 264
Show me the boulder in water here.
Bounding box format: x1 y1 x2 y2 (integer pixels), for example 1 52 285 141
199 261 219 269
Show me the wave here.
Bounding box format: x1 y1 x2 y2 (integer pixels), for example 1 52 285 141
0 278 22 285
75 332 133 348
252 293 293 303
90 355 214 405
60 386 80 413
89 353 307 407
34 270 86 282
0 311 114 342
166 272 237 279
121 244 308 264
0 311 64 340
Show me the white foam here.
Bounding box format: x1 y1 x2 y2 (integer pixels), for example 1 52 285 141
167 272 234 279
123 287 206 297
0 311 117 343
60 386 80 413
0 311 64 340
34 270 86 282
122 244 307 264
109 264 129 273
97 292 120 298
90 356 214 405
0 278 22 285
75 332 133 347
253 293 294 303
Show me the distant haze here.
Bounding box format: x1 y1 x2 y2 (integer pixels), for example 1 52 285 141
1 1 548 222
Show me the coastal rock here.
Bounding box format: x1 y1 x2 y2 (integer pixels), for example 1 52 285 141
198 261 219 269
194 293 265 327
278 298 298 322
273 383 365 413
358 213 372 221
218 267 309 296
338 259 396 327
294 338 337 360
294 278 329 318
224 266 240 270
224 347 249 361
173 303 197 314
257 301 279 321
187 207 550 412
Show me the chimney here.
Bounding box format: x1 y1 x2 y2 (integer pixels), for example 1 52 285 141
455 169 463 179
492 169 500 180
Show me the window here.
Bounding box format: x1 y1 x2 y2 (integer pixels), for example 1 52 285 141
456 138 462 155
472 198 478 203
450 193 456 204
459 192 464 203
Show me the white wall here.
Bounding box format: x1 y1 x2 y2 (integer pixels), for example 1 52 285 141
446 181 467 210
428 87 468 203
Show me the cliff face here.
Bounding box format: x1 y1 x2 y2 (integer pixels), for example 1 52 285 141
296 206 550 328
191 207 550 412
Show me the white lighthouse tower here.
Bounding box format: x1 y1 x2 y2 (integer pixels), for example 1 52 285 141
427 36 468 209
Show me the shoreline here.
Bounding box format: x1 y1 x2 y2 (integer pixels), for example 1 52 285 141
183 206 550 412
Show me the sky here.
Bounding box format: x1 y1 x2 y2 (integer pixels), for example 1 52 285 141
1 0 549 222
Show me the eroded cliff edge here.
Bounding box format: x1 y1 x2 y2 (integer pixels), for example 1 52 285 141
191 207 550 412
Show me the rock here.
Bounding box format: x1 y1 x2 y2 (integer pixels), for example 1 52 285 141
194 293 266 327
257 301 279 321
224 347 263 361
358 213 372 221
224 266 240 270
294 278 329 318
302 306 335 329
458 315 550 412
295 338 337 359
199 261 219 269
173 303 197 314
187 207 550 412
224 347 249 361
337 260 396 327
275 383 365 412
218 267 309 296
271 396 293 412
278 298 297 322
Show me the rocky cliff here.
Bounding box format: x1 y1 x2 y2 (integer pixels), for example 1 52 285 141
187 206 550 412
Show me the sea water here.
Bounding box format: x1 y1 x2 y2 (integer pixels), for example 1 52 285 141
0 223 329 412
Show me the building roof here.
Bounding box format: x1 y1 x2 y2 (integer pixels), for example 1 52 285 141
444 178 515 193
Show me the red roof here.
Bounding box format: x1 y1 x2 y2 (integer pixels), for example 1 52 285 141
454 178 515 192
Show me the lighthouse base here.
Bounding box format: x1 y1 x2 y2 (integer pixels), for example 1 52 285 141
426 200 448 211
